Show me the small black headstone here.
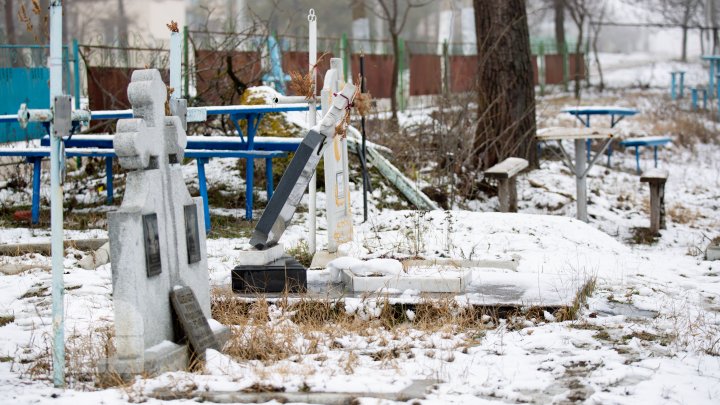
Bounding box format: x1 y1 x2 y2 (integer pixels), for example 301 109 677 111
184 204 201 264
142 213 161 277
170 286 219 360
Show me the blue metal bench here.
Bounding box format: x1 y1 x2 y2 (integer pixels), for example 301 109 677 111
610 136 672 174
0 138 299 230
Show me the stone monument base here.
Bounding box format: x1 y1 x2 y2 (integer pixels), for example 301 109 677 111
101 320 230 379
232 244 307 293
232 256 307 293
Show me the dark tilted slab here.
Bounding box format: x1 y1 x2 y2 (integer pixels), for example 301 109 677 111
170 286 219 360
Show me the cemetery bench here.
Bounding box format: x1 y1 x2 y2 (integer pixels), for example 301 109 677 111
691 86 708 110
561 106 639 164
669 70 686 100
0 142 291 230
616 136 672 174
640 168 668 234
484 157 528 213
701 55 720 98
536 127 614 222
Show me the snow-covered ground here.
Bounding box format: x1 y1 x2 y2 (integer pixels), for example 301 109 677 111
0 53 719 404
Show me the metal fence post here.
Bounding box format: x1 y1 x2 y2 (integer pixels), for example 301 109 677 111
398 38 406 111
49 0 66 388
562 41 569 92
72 39 80 109
183 25 189 99
539 41 545 96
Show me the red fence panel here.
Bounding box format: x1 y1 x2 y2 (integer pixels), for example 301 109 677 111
409 54 441 96
282 51 333 95
87 67 169 111
568 53 586 82
194 50 263 105
449 55 477 93
350 54 393 99
544 53 585 85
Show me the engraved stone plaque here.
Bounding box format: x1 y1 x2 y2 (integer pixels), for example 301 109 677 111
142 213 162 276
170 286 219 360
184 204 200 264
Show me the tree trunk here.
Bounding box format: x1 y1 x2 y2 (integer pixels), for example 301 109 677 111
553 0 565 52
4 0 16 44
592 29 604 92
574 20 583 100
389 32 399 126
681 25 688 62
473 0 537 170
117 0 129 65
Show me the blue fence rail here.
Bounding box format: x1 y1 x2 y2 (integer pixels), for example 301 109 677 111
0 42 80 144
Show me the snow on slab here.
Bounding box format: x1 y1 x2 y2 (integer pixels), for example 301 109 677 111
354 211 631 282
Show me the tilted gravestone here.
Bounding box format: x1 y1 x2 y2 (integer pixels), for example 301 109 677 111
107 69 228 376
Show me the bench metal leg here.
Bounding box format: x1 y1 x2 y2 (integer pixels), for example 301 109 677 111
692 88 698 110
509 177 518 212
710 62 715 99
105 157 113 204
653 146 658 168
497 179 510 213
606 143 613 166
635 146 641 174
586 139 591 162
679 72 685 99
246 157 254 220
575 138 588 222
265 158 274 199
649 182 667 234
31 158 41 224
197 158 211 232
671 72 677 100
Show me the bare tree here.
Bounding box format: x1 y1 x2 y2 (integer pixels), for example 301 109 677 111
473 0 537 170
362 0 432 126
641 0 702 61
590 2 609 92
4 0 17 44
564 0 590 99
705 0 719 53
554 0 565 51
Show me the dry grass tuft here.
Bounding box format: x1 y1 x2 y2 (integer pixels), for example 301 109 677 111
667 203 702 225
210 287 550 365
288 71 314 100
354 92 372 117
555 278 597 322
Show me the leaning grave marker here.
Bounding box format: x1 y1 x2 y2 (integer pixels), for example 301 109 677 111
106 69 228 376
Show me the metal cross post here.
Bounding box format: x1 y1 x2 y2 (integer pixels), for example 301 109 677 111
49 0 66 388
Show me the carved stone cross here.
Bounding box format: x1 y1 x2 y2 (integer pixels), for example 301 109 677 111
107 69 223 376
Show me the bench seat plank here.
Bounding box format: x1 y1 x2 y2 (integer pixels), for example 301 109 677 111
485 157 529 179
619 136 672 147
537 127 614 141
640 168 669 183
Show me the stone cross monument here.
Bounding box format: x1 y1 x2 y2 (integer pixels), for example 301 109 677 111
107 69 226 376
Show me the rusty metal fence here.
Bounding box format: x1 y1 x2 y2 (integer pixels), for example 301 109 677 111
78 32 587 114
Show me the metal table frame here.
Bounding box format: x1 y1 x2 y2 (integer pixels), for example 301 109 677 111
537 128 614 222
562 106 638 164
